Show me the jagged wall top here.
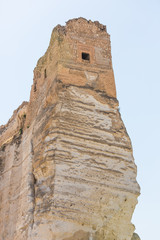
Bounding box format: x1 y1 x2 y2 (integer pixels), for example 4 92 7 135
48 18 109 48
52 18 107 36
65 18 107 34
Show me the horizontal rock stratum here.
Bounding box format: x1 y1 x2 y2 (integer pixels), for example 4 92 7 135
0 18 140 240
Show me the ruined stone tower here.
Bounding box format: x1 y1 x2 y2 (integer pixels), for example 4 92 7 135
0 18 140 240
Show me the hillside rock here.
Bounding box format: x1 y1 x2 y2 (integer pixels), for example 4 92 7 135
0 18 140 240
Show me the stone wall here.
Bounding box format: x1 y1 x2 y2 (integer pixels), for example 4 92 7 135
0 18 140 240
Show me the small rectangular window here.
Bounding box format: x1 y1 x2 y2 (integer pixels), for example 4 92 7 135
82 52 90 62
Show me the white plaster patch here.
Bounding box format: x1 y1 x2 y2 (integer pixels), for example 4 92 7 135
84 71 98 85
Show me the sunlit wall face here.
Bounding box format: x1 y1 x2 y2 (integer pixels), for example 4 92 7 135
0 1 160 240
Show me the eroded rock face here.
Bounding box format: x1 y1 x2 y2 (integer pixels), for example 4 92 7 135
131 233 141 240
0 18 140 240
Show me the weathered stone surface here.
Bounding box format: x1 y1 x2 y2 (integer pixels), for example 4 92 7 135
0 18 140 240
131 233 141 240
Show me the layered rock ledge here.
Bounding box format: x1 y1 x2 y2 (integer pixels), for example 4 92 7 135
0 18 140 240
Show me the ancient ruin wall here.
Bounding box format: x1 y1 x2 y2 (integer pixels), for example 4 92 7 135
0 18 140 240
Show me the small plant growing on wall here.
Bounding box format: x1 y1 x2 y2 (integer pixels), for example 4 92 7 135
19 128 23 135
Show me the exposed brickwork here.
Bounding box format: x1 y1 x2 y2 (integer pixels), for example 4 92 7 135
0 18 139 240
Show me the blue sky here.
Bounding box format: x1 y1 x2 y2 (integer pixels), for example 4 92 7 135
0 1 160 239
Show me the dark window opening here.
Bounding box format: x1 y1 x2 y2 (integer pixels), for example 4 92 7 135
44 69 47 78
82 52 90 61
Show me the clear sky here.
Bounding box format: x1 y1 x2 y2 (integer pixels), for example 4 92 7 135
0 0 160 239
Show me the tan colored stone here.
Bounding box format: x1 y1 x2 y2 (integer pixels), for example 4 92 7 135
0 18 140 240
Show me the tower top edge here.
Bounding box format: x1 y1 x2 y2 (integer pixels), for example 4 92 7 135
52 17 108 36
